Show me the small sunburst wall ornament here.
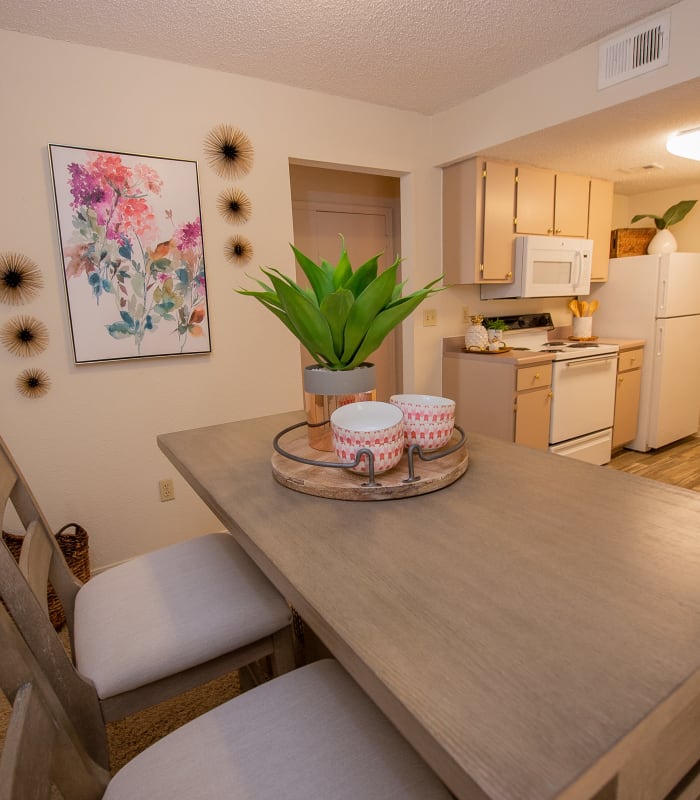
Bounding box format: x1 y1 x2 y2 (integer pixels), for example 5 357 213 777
217 187 252 224
16 367 51 399
0 252 44 305
204 124 254 179
224 234 254 265
1 315 49 357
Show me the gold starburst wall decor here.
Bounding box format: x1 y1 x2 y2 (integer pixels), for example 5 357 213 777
217 187 252 224
16 367 51 398
224 234 254 265
0 252 44 305
204 124 254 180
1 315 49 357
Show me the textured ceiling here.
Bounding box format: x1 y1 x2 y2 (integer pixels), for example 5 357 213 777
2 0 699 192
0 0 678 114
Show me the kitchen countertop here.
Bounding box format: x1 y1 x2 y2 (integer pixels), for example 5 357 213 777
443 335 646 364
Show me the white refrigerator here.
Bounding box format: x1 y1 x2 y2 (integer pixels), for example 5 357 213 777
590 252 700 452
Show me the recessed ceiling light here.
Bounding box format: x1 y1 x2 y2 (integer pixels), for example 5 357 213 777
666 127 700 161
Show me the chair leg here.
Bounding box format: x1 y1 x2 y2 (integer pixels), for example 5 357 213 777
271 626 297 675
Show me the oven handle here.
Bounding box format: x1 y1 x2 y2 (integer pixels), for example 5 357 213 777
564 355 617 367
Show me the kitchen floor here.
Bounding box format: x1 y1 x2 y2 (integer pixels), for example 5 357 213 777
607 432 700 492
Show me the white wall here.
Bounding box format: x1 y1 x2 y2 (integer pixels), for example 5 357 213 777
0 30 433 568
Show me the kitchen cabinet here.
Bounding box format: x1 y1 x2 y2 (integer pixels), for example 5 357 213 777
515 165 590 237
442 157 515 284
587 178 614 282
612 346 644 450
442 343 552 450
443 158 613 285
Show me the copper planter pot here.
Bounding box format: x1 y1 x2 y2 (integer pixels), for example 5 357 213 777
303 363 376 451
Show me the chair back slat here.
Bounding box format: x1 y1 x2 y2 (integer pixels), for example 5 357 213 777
0 683 54 800
0 437 81 633
18 520 53 617
0 603 109 800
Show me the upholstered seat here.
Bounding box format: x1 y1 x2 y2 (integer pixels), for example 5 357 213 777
74 531 291 699
0 600 453 800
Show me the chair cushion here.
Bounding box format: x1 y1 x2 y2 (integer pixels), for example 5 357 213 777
103 659 451 800
74 532 291 699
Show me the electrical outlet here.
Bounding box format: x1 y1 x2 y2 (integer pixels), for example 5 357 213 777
462 306 471 323
422 308 438 327
158 478 175 502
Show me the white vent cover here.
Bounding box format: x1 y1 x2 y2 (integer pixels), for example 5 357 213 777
598 11 670 89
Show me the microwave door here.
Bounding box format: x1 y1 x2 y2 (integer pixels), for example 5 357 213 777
522 252 575 297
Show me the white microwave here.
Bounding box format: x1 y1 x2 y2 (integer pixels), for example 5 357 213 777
480 235 593 299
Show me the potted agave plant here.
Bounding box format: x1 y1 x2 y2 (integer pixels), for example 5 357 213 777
631 199 696 254
237 236 442 449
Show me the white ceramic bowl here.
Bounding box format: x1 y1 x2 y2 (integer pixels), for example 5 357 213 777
330 401 405 475
389 394 456 451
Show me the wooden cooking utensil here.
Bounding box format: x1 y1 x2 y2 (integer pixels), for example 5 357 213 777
579 300 589 316
568 299 580 317
588 300 599 315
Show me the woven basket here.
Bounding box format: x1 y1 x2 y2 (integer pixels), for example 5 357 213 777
2 522 90 630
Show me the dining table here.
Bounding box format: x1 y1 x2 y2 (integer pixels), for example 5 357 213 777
158 410 700 800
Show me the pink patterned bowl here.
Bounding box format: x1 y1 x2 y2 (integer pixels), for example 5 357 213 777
330 401 405 475
389 394 456 451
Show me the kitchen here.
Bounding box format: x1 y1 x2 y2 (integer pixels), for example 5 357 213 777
441 205 700 466
437 79 700 468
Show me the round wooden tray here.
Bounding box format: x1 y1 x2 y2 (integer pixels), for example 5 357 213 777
271 428 469 501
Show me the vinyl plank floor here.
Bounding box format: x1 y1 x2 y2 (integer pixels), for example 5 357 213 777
607 433 700 492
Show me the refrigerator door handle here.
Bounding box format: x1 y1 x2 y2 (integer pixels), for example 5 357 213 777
659 279 667 312
656 324 664 357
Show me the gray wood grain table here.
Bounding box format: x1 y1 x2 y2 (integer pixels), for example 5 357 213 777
158 411 700 800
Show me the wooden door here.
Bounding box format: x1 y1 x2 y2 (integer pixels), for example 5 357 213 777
291 203 399 401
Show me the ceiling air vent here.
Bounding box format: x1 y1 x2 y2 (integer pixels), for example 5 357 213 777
598 11 670 89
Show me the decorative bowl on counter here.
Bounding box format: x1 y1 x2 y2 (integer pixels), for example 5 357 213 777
330 401 405 475
389 394 456 451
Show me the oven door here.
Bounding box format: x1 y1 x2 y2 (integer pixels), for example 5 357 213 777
549 354 617 444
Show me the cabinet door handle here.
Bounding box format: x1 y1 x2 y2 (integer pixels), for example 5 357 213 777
547 390 553 399
555 228 561 235
534 373 541 380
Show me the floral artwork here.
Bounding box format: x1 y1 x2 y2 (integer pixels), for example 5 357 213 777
49 145 211 363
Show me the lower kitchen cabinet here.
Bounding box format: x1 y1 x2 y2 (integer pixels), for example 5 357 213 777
442 352 553 451
612 346 644 449
514 366 553 449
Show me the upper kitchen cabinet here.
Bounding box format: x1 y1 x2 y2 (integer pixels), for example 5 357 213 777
587 178 614 282
515 165 590 237
443 157 613 285
443 157 515 285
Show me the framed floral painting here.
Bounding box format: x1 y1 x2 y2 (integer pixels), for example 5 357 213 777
49 144 211 363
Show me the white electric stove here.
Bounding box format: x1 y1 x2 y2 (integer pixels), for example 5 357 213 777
484 314 619 465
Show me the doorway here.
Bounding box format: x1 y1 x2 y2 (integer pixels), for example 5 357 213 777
289 164 402 401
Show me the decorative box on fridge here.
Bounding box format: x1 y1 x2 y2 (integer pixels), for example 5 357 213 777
609 228 656 258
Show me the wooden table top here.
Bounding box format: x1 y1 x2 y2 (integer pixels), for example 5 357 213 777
158 412 700 800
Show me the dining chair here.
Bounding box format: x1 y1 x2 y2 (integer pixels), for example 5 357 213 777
0 599 452 800
0 435 295 764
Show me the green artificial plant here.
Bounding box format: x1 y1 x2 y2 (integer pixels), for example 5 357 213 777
237 237 442 371
631 199 697 230
484 318 508 331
